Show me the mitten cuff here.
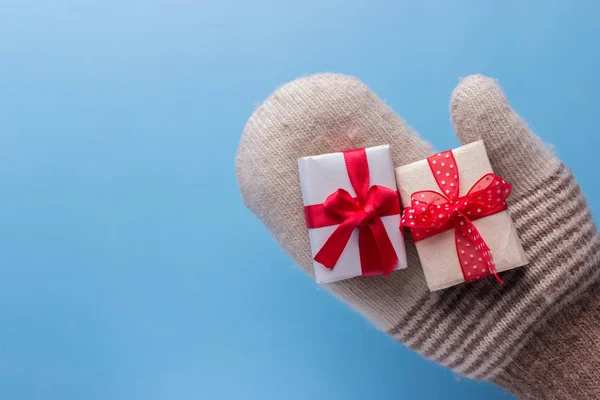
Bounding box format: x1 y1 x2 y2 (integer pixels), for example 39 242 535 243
494 283 600 399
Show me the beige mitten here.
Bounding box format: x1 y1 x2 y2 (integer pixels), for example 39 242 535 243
236 73 600 399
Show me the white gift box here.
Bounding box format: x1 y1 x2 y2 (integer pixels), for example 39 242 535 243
298 145 408 283
395 141 529 291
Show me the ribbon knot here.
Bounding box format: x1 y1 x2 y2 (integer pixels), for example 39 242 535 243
322 185 397 227
304 148 401 277
401 150 513 283
451 200 468 215
361 203 377 224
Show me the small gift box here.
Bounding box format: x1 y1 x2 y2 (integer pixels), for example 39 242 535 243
395 141 528 291
298 145 408 283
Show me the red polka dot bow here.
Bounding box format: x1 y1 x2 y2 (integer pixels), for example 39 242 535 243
400 150 512 283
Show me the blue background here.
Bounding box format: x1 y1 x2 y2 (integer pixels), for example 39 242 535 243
1 1 599 399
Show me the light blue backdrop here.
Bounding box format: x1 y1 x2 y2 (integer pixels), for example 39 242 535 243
1 1 599 399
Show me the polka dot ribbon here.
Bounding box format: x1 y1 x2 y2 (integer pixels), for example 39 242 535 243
400 150 513 283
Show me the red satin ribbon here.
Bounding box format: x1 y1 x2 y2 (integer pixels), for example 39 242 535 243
303 148 400 276
400 150 512 283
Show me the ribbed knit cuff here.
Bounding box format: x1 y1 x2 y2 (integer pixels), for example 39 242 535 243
493 282 600 399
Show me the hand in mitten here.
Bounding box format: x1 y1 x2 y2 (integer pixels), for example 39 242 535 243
236 73 600 399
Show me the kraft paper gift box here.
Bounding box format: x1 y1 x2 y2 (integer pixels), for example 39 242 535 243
298 145 408 284
395 140 528 291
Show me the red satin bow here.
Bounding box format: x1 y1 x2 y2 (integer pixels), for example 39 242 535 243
303 148 400 276
401 150 512 283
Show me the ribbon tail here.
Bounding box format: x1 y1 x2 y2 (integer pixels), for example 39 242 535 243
360 217 398 276
314 219 359 270
493 269 504 284
358 227 381 276
454 213 503 284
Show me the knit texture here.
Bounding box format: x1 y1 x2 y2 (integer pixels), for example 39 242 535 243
494 282 600 399
236 73 600 386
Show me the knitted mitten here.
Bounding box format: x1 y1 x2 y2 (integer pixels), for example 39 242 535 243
236 73 600 399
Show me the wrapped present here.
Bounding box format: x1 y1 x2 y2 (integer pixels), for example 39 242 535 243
298 145 408 283
395 140 528 291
